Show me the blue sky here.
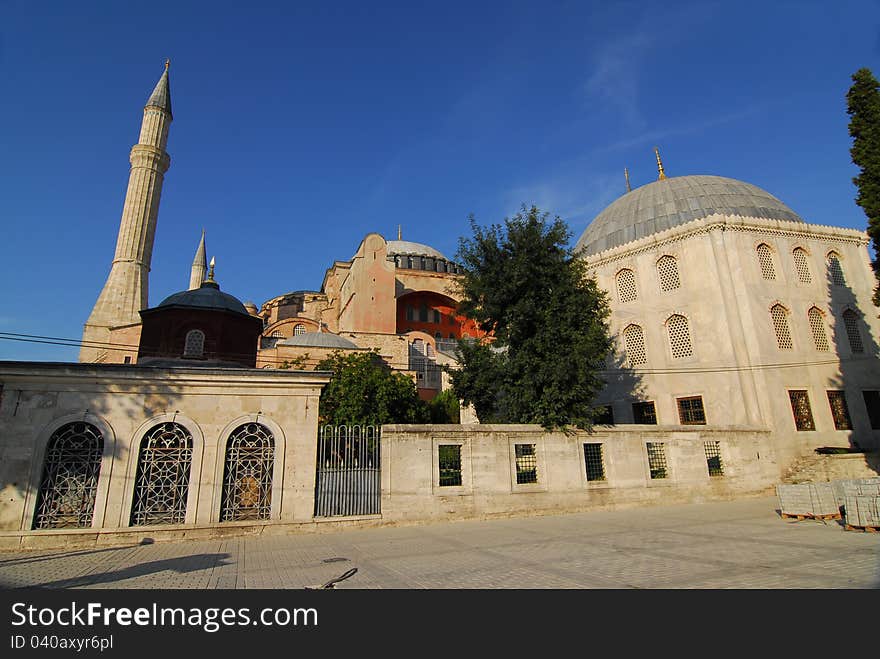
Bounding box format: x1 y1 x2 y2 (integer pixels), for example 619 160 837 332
2 0 879 361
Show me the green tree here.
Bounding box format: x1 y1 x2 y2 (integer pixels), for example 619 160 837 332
449 205 613 430
847 67 880 305
316 350 430 425
427 388 461 423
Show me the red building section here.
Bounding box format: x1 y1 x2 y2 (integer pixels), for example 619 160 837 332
396 291 484 339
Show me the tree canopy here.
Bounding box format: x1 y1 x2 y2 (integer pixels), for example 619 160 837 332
847 67 880 305
449 205 613 430
316 350 430 425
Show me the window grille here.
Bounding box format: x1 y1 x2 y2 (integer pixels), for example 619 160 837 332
807 307 829 352
756 244 776 280
632 401 657 424
433 309 441 324
583 444 606 482
788 390 815 431
793 248 811 283
623 324 647 366
827 252 846 286
183 329 205 358
770 305 793 350
842 310 864 353
32 422 103 530
514 444 538 484
677 396 706 424
270 330 284 338
220 423 275 521
863 391 880 430
130 422 193 526
294 324 306 336
826 391 852 431
667 314 692 358
704 441 724 477
657 256 681 292
646 442 668 479
616 268 638 303
438 445 462 486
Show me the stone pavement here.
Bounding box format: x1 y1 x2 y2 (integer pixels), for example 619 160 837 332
0 496 877 589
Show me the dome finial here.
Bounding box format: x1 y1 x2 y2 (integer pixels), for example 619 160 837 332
165 58 170 71
398 224 402 240
624 167 632 193
208 256 216 282
654 147 667 180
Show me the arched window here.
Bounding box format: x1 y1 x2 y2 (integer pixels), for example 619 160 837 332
807 307 829 352
220 423 275 522
32 422 103 529
130 423 193 526
770 304 793 350
842 309 864 353
616 269 638 303
623 324 647 366
270 330 284 338
183 329 205 358
294 324 306 336
827 252 846 286
756 244 776 280
666 314 692 358
792 248 812 283
657 256 681 292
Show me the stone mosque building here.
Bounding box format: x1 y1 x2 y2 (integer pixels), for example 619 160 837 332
1 62 879 547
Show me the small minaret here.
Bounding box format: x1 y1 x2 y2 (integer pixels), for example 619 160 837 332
80 61 173 362
189 230 207 289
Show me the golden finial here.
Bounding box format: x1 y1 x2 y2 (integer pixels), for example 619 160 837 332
165 59 170 71
208 256 216 281
397 224 402 240
654 147 667 180
624 167 632 193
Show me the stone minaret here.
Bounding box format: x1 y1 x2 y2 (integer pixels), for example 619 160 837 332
80 62 173 362
189 230 207 289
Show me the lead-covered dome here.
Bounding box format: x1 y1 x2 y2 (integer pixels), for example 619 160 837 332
156 280 250 315
575 175 804 256
386 240 448 260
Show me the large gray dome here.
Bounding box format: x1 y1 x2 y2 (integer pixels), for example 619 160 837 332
386 240 448 260
575 175 804 256
157 281 250 315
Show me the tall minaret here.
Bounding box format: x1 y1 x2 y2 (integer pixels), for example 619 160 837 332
189 230 207 289
80 62 173 362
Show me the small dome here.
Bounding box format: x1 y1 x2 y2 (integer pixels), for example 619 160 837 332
277 332 359 349
157 280 250 315
386 240 448 260
575 175 804 256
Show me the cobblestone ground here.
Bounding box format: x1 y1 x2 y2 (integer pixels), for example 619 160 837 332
1 496 877 589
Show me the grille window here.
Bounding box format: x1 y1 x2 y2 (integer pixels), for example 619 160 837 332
616 268 638 303
756 244 776 280
863 391 880 429
770 305 793 350
515 444 538 484
32 422 103 530
439 445 462 486
623 324 647 366
657 256 681 292
826 391 852 431
842 310 864 353
704 441 724 477
677 396 706 425
220 423 275 522
667 314 692 358
130 423 193 526
808 307 829 352
632 401 657 424
827 252 846 286
183 329 205 358
793 248 812 283
646 442 668 479
294 324 306 336
583 444 606 482
788 390 815 431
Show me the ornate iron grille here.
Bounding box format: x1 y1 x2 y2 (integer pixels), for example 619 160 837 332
314 425 381 517
756 244 776 280
220 423 275 521
826 391 852 431
827 252 846 286
32 422 103 530
583 443 605 482
130 422 193 526
632 401 657 424
842 310 864 353
677 396 706 425
657 256 680 292
438 445 462 486
771 305 793 350
646 442 668 479
704 441 724 477
667 314 692 359
515 444 538 484
808 307 829 352
616 268 638 303
793 248 811 283
788 390 815 431
623 324 646 366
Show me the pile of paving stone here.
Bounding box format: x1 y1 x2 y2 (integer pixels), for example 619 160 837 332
776 478 880 530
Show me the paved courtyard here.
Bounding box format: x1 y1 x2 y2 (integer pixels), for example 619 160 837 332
1 496 877 589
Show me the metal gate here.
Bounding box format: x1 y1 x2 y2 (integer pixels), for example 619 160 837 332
314 425 381 517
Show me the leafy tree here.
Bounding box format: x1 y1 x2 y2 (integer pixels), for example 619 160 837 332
847 67 880 305
428 388 461 423
449 205 613 430
316 350 429 425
